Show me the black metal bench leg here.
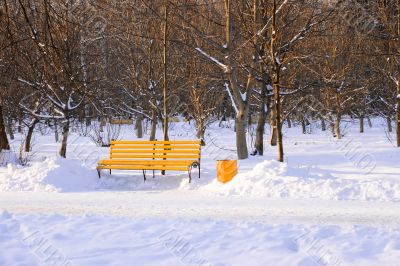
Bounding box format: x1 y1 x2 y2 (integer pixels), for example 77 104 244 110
97 169 101 178
110 169 111 175
198 164 201 179
153 170 155 179
142 170 146 182
188 166 192 183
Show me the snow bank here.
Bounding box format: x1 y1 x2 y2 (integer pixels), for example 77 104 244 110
202 160 400 202
1 211 400 266
0 150 18 167
0 158 99 192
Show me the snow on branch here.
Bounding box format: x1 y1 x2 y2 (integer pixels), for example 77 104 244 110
257 0 289 37
224 82 238 114
67 92 85 111
280 21 319 54
120 103 152 120
195 48 228 73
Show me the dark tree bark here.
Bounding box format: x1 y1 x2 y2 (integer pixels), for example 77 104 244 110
396 0 400 147
135 115 143 138
321 118 326 131
162 2 169 142
59 119 70 158
367 115 373 128
6 117 14 140
149 111 157 141
334 90 342 139
287 116 292 128
387 114 393 133
271 0 284 162
0 105 10 151
54 121 59 143
254 84 267 155
301 117 306 134
396 83 400 146
25 118 39 152
269 107 277 146
359 113 364 133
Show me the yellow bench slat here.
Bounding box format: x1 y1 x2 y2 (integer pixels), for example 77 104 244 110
110 150 200 154
99 160 195 165
97 165 189 171
110 145 200 149
111 140 201 145
98 140 201 177
110 154 200 159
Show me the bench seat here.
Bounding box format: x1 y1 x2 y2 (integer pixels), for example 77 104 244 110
97 140 201 182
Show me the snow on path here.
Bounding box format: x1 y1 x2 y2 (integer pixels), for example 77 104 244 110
1 191 400 227
1 210 400 266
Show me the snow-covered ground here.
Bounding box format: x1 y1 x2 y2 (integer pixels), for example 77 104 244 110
0 118 399 265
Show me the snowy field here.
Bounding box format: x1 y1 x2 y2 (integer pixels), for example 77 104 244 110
0 118 400 265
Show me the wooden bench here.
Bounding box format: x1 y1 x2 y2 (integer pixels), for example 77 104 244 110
97 140 201 182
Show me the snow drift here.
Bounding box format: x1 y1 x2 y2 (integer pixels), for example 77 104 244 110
202 160 400 202
0 158 99 192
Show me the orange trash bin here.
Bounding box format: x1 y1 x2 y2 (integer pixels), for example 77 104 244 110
216 160 238 183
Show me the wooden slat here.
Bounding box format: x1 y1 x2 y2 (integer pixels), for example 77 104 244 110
110 154 200 159
97 165 189 171
99 160 194 165
111 140 201 145
110 145 200 149
110 149 200 154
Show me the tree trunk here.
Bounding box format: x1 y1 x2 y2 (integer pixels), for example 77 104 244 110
149 111 157 141
254 85 266 155
335 112 341 139
367 115 372 128
269 108 277 146
0 105 10 151
59 119 70 158
271 0 283 162
321 118 326 131
162 3 169 142
329 114 335 136
54 121 59 143
387 114 393 133
6 117 14 140
335 90 342 139
85 104 91 126
135 115 143 138
301 117 306 134
359 114 364 133
196 119 205 140
224 0 250 160
25 118 39 152
287 116 291 128
235 112 248 160
396 83 400 146
18 115 22 133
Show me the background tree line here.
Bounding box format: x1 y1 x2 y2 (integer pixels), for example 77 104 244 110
0 0 399 162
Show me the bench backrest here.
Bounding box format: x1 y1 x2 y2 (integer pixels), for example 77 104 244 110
110 140 201 161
